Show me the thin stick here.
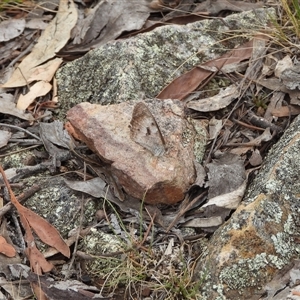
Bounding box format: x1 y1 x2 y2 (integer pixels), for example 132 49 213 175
0 123 41 141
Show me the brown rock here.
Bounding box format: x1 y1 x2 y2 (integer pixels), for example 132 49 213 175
67 99 200 205
195 115 300 299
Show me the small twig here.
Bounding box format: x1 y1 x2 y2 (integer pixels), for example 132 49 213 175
166 191 207 232
246 111 282 133
0 184 40 218
11 212 26 249
223 141 265 147
65 166 87 280
203 38 263 165
76 241 148 259
17 184 41 202
139 207 156 246
0 279 30 286
204 99 245 166
65 199 84 280
15 67 30 91
232 118 266 131
102 187 111 226
0 144 40 158
9 139 42 145
0 123 41 141
8 37 36 67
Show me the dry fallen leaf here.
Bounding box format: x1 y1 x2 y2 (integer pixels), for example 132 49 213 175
264 91 285 122
261 53 277 77
64 177 107 198
194 0 264 14
207 152 246 199
0 164 70 275
208 117 223 140
202 178 248 210
157 38 256 100
17 81 52 110
67 0 151 52
0 19 25 42
0 130 12 148
225 127 273 147
183 216 223 228
21 207 70 258
187 84 239 112
27 58 63 83
249 149 263 167
28 272 101 300
274 55 293 78
271 105 300 117
0 97 34 121
0 236 16 258
2 0 77 88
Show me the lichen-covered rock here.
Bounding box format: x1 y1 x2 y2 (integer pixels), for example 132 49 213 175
24 176 101 240
194 115 300 299
56 8 275 119
67 99 206 205
80 227 124 278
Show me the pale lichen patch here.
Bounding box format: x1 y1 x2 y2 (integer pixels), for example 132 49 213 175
267 254 286 269
219 253 269 290
284 215 295 234
264 202 282 223
271 232 294 258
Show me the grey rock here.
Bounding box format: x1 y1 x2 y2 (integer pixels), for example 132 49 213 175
24 176 101 240
56 8 275 119
194 115 300 299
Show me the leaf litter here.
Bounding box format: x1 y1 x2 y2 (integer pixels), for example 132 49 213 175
0 0 300 299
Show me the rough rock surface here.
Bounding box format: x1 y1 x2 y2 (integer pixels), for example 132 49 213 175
56 8 275 119
67 99 205 205
195 115 300 299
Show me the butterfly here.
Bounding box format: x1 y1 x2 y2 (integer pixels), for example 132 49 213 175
130 102 166 157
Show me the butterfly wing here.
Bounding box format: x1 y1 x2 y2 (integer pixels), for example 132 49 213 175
130 102 166 157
